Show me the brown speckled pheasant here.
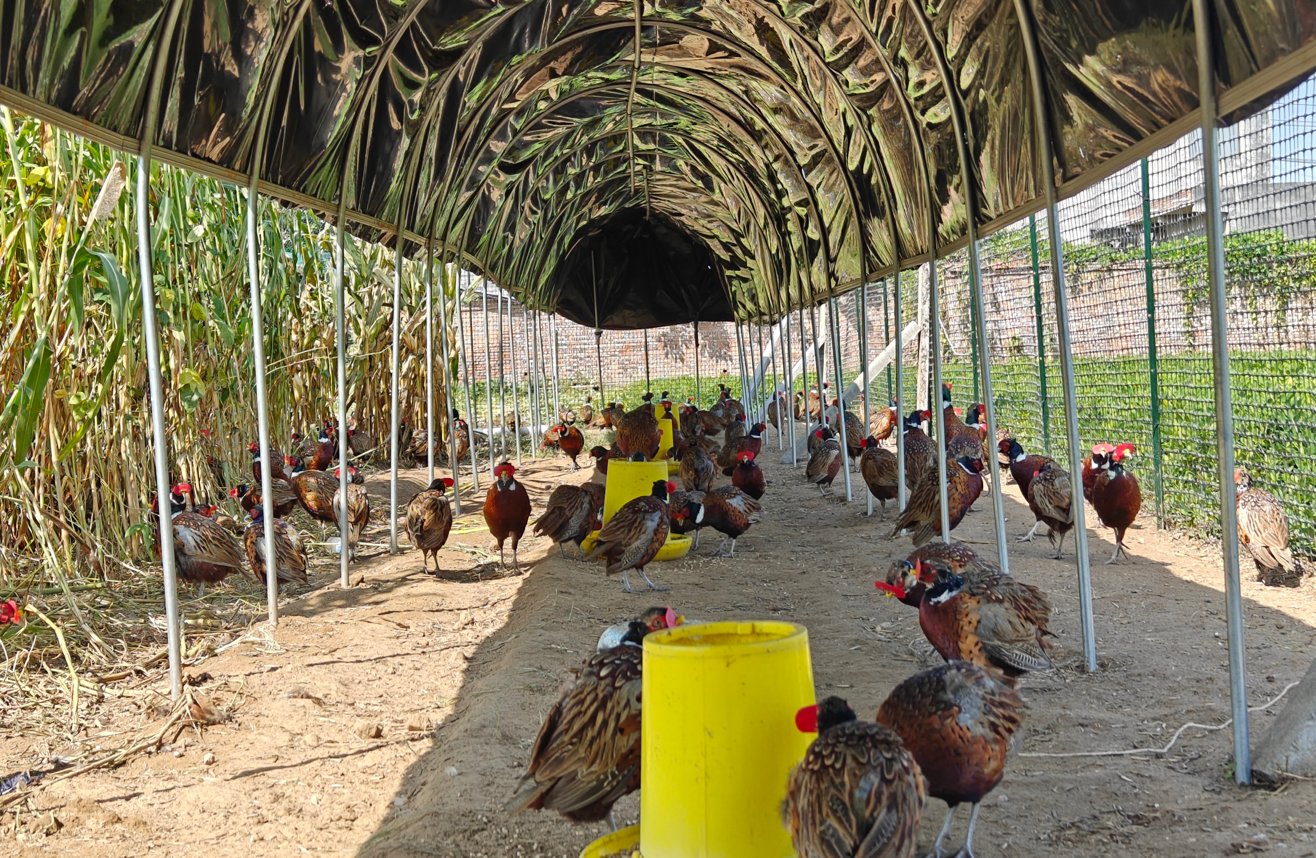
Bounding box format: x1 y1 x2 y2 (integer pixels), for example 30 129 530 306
877 661 1024 858
586 479 673 592
1235 469 1303 586
782 696 925 858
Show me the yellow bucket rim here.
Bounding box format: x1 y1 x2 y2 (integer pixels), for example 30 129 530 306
579 823 640 858
644 620 807 658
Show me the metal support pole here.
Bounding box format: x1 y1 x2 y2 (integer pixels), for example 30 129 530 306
782 312 797 465
1193 0 1250 783
595 328 605 406
333 184 350 588
735 322 750 410
767 321 783 448
756 323 770 426
135 0 184 700
643 328 651 394
929 254 952 542
508 296 521 466
1016 0 1097 672
244 174 281 618
881 278 892 400
1141 158 1167 527
136 157 183 699
1029 214 1052 457
797 305 810 430
498 289 511 463
693 322 701 403
437 254 461 514
968 236 1011 573
388 228 405 554
425 239 435 484
829 298 852 501
550 314 561 422
456 268 480 490
861 285 873 516
482 281 495 477
894 268 906 510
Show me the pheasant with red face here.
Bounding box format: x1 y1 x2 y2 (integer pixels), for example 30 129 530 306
877 661 1024 858
248 442 288 484
1092 443 1141 564
783 696 925 858
723 450 765 500
998 438 1056 541
153 484 245 595
1082 443 1115 503
231 480 299 519
880 542 983 607
484 462 533 572
586 479 673 592
890 457 984 546
309 428 336 472
878 556 1054 680
870 400 898 442
406 477 454 572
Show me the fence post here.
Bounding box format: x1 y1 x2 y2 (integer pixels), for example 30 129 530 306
1141 158 1167 528
1193 0 1250 784
830 297 853 502
860 284 873 516
1029 214 1052 457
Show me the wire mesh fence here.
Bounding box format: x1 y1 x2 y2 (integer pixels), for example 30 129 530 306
827 73 1316 560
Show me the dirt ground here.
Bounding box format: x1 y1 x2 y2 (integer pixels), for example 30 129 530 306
3 428 1316 858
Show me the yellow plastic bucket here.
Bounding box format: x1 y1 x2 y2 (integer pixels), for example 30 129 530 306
657 417 675 463
640 621 815 858
580 824 640 858
579 460 692 561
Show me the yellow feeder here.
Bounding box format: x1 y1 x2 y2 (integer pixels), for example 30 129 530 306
579 621 815 858
579 459 691 561
657 417 680 477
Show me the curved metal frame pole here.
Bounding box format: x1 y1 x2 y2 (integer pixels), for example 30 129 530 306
797 305 809 434
529 308 541 453
333 181 351 587
894 268 907 510
767 320 784 448
735 322 749 409
595 328 606 406
1193 0 1250 783
693 322 701 404
860 285 873 516
782 312 797 464
498 289 511 463
829 297 853 502
425 238 435 484
482 281 495 477
756 323 770 429
244 170 280 619
456 267 480 490
909 2 1011 570
643 328 651 394
508 294 521 466
135 0 185 701
436 253 461 514
550 314 561 421
929 253 952 542
1014 0 1096 671
388 225 406 555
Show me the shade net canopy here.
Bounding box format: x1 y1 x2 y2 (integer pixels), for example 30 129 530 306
3 0 1314 327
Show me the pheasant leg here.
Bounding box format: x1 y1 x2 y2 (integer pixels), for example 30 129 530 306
608 810 619 833
621 570 638 593
953 802 982 858
1105 538 1121 565
1016 519 1045 543
926 804 958 858
639 567 669 592
197 583 207 598
1052 531 1067 560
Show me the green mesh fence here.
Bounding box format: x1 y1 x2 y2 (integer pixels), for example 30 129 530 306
840 74 1316 559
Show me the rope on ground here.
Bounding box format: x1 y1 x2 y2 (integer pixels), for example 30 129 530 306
1020 680 1300 759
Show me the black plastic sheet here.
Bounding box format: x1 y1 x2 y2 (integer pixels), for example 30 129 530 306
2 0 1313 327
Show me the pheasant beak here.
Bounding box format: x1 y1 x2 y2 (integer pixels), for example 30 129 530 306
795 704 819 733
